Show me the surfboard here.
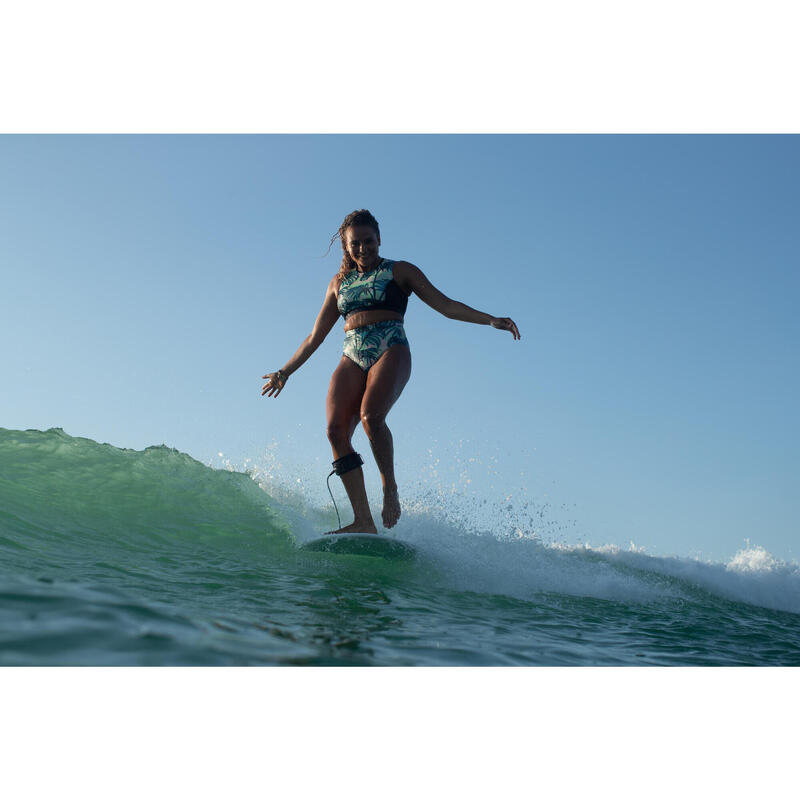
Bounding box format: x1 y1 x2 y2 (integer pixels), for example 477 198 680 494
299 533 416 561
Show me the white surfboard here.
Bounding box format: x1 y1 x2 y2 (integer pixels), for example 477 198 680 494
299 533 416 561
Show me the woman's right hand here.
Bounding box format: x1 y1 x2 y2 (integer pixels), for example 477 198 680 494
261 370 288 398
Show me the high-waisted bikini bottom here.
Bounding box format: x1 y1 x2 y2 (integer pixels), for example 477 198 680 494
342 319 409 372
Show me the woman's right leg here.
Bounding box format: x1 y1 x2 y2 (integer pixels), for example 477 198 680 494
325 356 376 533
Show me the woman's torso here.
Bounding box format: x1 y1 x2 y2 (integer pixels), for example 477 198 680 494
336 259 410 332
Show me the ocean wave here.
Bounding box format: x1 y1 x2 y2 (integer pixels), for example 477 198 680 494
3 427 797 618
0 426 291 557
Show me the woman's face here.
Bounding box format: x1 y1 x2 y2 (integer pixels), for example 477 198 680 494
344 225 380 270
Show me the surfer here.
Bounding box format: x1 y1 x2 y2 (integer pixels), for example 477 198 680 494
261 209 520 534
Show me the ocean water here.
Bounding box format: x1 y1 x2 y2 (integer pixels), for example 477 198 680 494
1 426 799 666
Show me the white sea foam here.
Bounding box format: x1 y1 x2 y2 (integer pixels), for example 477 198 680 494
578 543 800 615
726 544 783 573
394 510 676 605
390 502 800 614
239 446 800 615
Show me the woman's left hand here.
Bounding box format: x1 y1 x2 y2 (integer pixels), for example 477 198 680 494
490 317 521 340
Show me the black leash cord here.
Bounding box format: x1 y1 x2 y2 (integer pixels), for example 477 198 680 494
326 468 341 530
326 453 363 531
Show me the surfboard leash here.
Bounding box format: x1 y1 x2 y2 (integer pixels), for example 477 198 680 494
327 452 364 531
326 468 342 531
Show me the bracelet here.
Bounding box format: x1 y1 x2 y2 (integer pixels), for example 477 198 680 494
275 369 287 383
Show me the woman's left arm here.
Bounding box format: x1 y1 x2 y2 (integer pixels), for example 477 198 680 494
394 261 520 340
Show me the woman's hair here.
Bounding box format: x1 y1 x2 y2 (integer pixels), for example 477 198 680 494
328 209 381 276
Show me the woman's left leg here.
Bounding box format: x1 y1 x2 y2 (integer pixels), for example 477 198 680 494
360 345 412 528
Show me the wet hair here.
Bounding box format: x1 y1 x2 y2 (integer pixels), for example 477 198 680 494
327 209 381 276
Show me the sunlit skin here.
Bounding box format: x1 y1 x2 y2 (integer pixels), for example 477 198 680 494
262 222 520 534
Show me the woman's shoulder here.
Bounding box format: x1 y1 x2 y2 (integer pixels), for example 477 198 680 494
390 260 423 279
390 260 420 274
390 260 424 293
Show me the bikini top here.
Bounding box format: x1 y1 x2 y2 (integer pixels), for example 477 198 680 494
336 258 410 319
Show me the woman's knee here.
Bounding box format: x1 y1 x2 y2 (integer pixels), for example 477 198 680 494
327 419 352 447
360 410 387 440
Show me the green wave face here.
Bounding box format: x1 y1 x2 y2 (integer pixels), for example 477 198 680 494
0 427 292 553
2 428 800 666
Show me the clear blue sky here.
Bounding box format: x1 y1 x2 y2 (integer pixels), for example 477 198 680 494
1 134 797 561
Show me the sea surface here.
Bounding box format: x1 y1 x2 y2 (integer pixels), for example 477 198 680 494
2 427 799 666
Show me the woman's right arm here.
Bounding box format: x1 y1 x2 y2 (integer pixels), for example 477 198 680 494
261 274 341 398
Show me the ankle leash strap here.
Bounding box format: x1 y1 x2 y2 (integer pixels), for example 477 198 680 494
326 452 364 530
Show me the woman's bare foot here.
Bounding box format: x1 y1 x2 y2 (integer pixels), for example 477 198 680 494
382 484 401 528
324 520 378 536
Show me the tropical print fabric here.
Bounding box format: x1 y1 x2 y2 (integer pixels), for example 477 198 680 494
337 259 397 316
342 320 409 371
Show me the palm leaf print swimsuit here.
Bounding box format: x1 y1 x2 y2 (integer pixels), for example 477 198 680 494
337 259 411 371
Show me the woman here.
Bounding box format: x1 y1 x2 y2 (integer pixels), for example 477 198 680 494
261 209 520 534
